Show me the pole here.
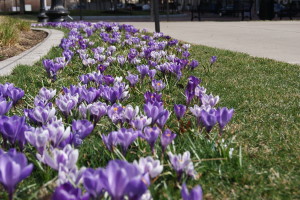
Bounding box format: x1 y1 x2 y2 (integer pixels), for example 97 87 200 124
79 0 82 20
153 0 160 32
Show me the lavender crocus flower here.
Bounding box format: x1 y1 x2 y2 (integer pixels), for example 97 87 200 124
117 128 139 155
143 102 164 124
56 93 79 117
156 110 170 129
201 94 219 107
88 102 107 125
83 168 104 198
72 119 94 140
144 91 162 104
7 87 25 105
25 127 49 154
200 109 217 133
41 144 78 171
140 127 161 153
147 69 156 80
185 76 201 105
134 156 163 178
0 99 12 115
0 148 33 200
117 55 126 66
0 115 28 150
216 107 234 134
123 105 139 123
102 131 119 152
181 183 203 200
168 151 196 179
45 117 71 148
24 105 56 125
174 104 186 120
107 104 124 124
100 160 149 200
126 72 139 87
137 65 149 79
210 56 217 64
161 129 176 153
130 115 152 131
52 182 90 200
151 80 166 92
189 60 199 70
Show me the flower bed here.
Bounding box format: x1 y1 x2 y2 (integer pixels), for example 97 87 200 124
0 21 235 200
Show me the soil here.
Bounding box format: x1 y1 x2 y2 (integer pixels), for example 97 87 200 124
0 30 48 61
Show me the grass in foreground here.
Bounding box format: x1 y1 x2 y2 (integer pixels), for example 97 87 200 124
0 25 299 200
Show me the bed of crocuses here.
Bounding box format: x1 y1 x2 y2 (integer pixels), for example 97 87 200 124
0 21 237 200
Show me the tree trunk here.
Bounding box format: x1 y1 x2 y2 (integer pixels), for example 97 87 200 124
19 0 25 13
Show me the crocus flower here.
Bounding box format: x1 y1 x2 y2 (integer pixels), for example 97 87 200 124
148 69 156 80
168 151 196 179
216 107 234 134
107 103 124 124
52 182 90 200
134 156 163 178
25 127 49 154
102 131 119 152
144 91 162 104
123 105 139 123
0 148 33 200
117 55 126 66
189 60 199 70
151 80 166 92
140 127 161 153
72 119 94 140
126 72 139 87
45 117 71 148
83 168 104 198
100 160 149 200
200 109 217 133
185 76 201 105
116 128 139 155
0 115 28 150
88 102 107 124
161 129 176 153
156 110 170 129
40 144 78 171
143 102 164 124
24 105 56 125
210 56 217 64
174 104 186 120
201 94 219 107
0 99 12 115
130 115 152 131
7 87 25 105
137 65 149 79
56 93 79 117
181 183 203 200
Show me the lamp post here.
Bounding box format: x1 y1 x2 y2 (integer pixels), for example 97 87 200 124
153 0 160 32
46 0 69 22
37 0 48 22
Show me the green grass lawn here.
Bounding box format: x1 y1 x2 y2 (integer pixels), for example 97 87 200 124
0 24 299 200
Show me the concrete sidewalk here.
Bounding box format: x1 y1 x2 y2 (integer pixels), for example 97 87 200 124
125 21 300 65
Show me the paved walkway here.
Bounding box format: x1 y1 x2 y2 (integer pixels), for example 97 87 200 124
125 21 300 65
0 28 64 76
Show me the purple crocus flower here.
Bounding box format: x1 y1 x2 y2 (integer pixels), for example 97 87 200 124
168 151 196 179
25 127 49 154
210 56 217 64
185 76 201 105
126 72 139 87
151 80 166 92
144 91 162 104
107 103 124 124
130 115 152 131
174 104 186 120
189 60 199 70
137 65 149 79
45 117 71 148
7 87 24 105
52 182 90 200
216 107 234 134
72 119 94 140
87 101 107 125
117 55 126 66
0 148 33 200
83 168 104 198
0 115 28 150
97 64 107 73
123 105 139 123
148 69 156 80
40 144 78 171
117 128 139 155
24 105 56 125
134 156 163 179
102 131 119 152
181 183 203 200
140 127 161 154
56 93 79 117
0 83 14 98
100 160 149 200
201 94 219 107
200 109 217 133
161 129 177 153
0 99 13 115
103 75 115 85
143 102 164 124
156 110 170 129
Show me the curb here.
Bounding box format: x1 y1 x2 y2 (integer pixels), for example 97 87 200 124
0 28 64 77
